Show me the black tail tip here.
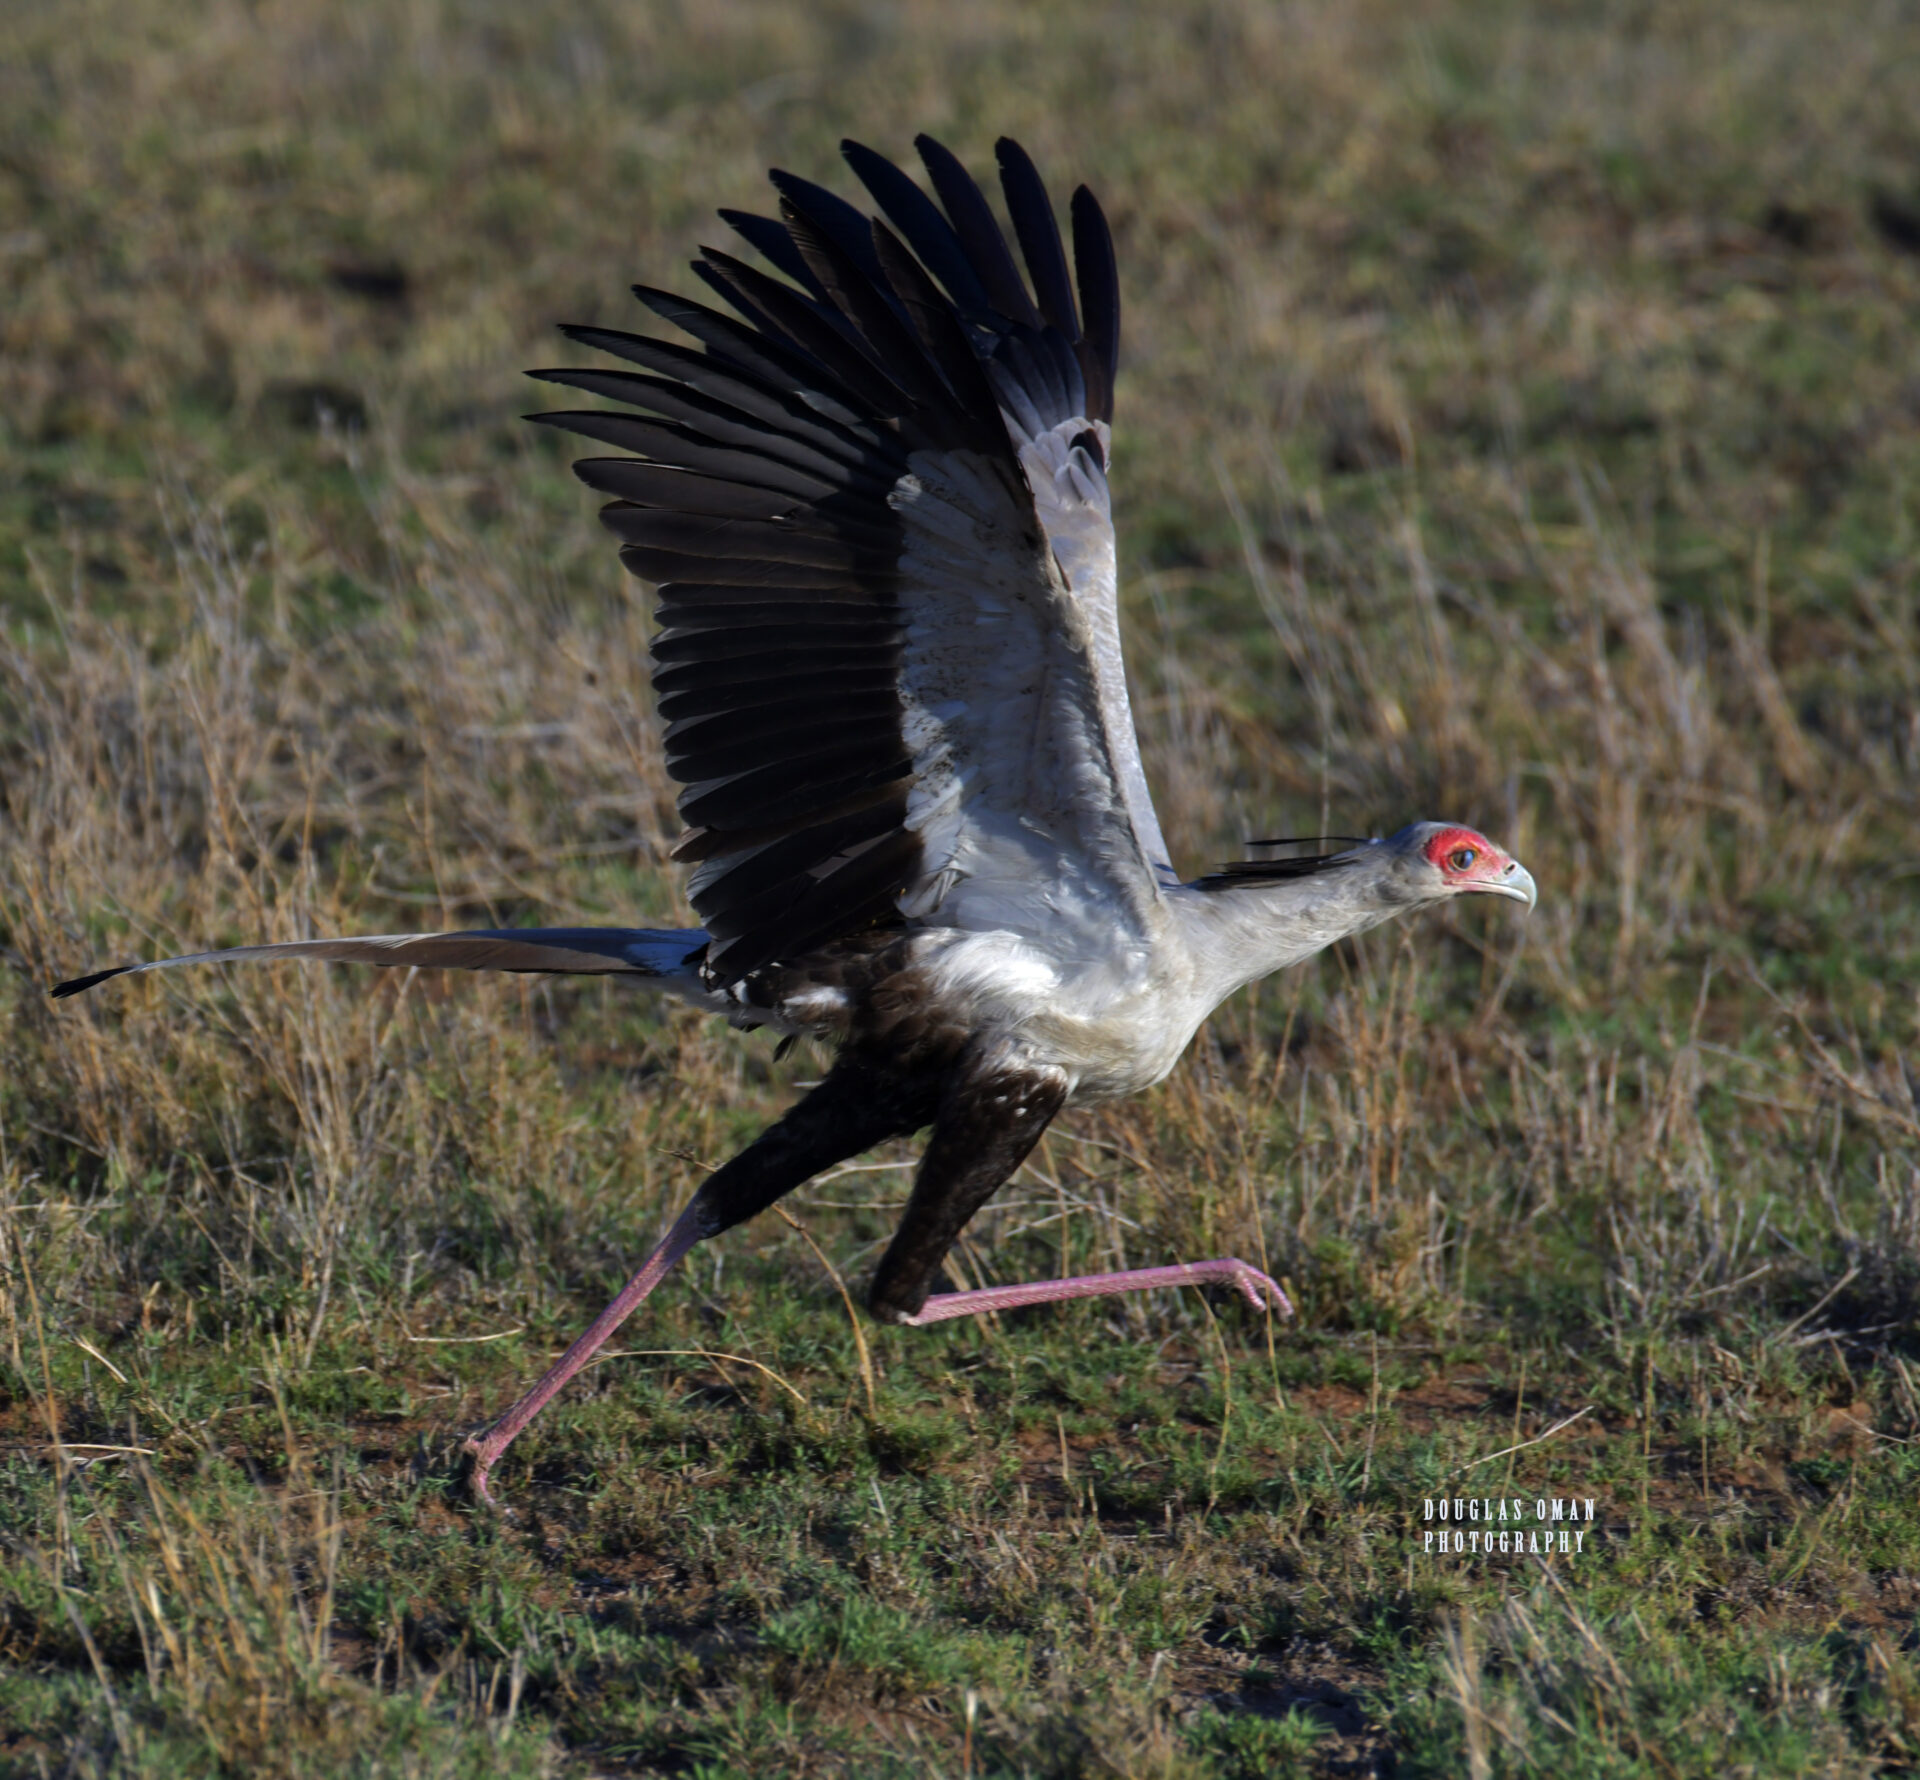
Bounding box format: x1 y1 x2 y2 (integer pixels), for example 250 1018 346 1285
51 965 135 1000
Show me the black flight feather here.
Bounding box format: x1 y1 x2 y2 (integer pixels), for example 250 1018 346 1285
841 138 995 316
914 133 1043 329
995 138 1080 342
774 197 959 427
529 366 891 471
868 221 1008 455
530 413 850 502
718 207 832 302
629 284 869 427
696 248 915 419
767 169 894 290
1069 187 1120 424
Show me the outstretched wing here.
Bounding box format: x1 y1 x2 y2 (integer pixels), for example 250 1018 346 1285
535 135 1172 986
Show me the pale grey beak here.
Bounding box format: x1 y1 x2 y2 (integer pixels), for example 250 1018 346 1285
1484 859 1538 910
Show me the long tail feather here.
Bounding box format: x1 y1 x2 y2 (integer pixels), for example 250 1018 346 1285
51 928 709 1000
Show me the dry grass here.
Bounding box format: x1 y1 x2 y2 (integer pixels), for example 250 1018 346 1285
2 0 1918 1773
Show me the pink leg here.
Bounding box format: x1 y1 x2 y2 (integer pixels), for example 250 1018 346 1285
895 1257 1292 1326
463 1062 928 1511
463 1201 705 1511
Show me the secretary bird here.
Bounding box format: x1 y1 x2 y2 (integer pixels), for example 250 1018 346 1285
55 134 1536 1508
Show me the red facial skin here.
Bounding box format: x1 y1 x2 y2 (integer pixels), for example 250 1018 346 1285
1422 825 1515 893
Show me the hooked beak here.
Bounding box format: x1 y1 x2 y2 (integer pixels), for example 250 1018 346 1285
1481 858 1538 910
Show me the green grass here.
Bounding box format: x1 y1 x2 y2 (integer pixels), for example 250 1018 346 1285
3 0 1919 1773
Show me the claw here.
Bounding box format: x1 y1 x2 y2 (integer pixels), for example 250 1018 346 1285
1232 1263 1293 1319
464 1435 515 1516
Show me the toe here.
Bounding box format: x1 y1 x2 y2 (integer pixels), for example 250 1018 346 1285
464 1443 514 1516
1240 1268 1293 1318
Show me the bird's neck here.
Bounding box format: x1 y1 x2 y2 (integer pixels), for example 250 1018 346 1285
1170 860 1419 1012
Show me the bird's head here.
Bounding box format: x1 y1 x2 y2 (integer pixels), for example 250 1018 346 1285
1365 822 1537 910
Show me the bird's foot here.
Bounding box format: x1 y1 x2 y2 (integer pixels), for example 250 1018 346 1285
463 1430 515 1517
1221 1260 1293 1319
454 1201 711 1517
899 1255 1294 1325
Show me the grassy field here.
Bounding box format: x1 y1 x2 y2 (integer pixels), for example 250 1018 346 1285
3 0 1919 1772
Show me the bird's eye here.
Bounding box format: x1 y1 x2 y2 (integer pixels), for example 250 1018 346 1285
1447 847 1478 872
